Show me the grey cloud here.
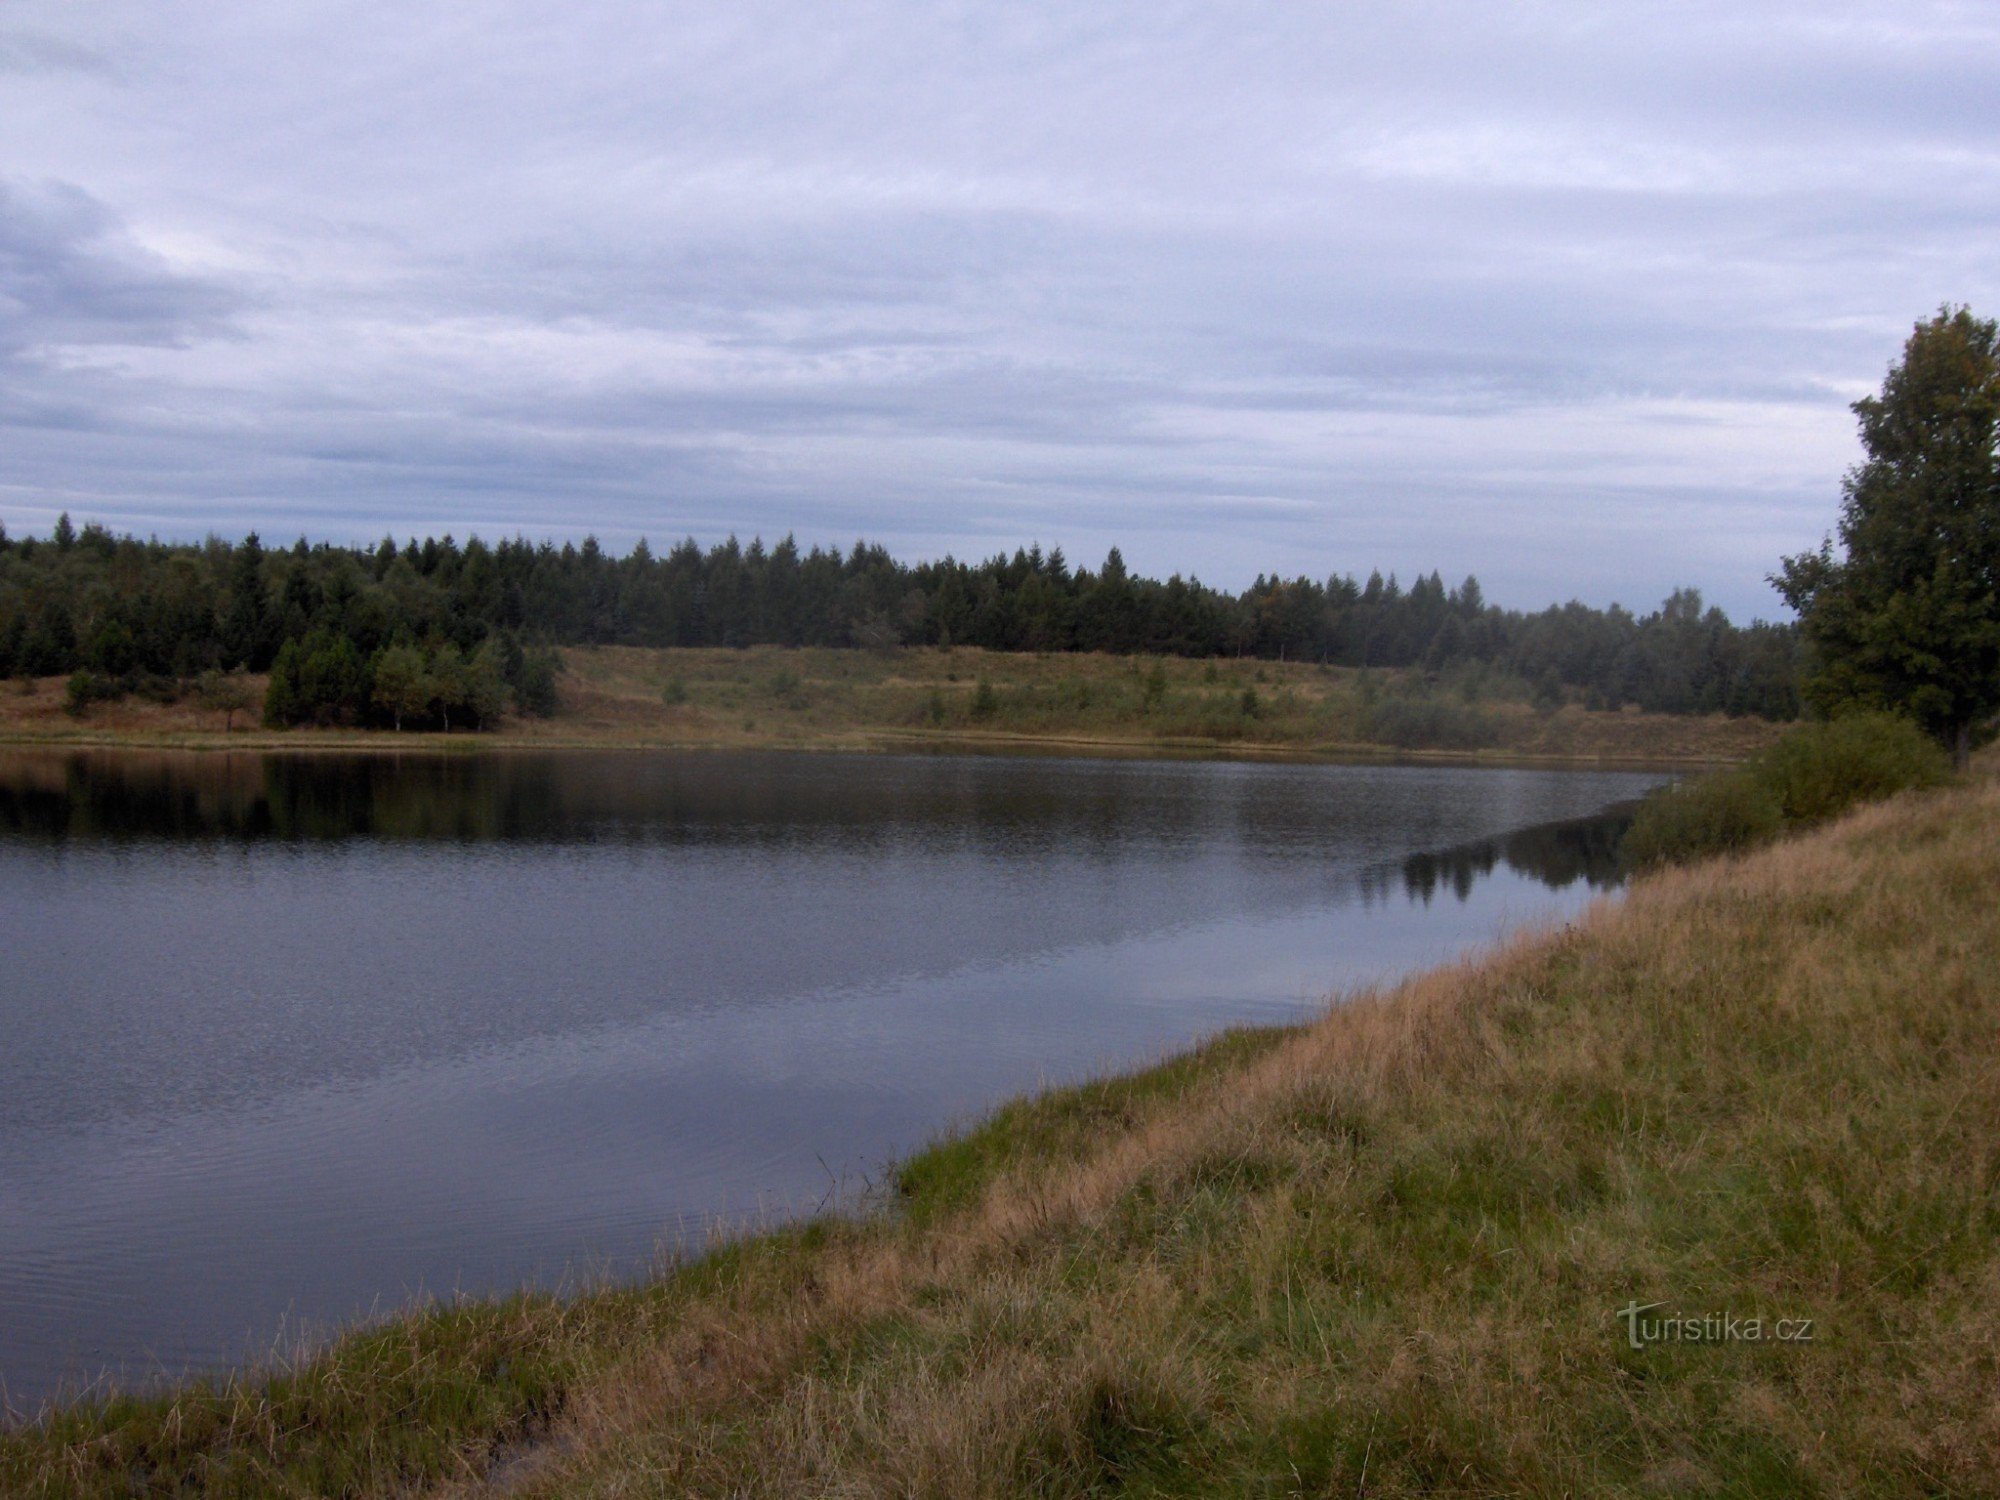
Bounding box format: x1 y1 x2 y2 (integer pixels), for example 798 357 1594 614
1 1 1996 622
0 180 241 355
0 29 112 76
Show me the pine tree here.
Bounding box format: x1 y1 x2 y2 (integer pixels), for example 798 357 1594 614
263 640 302 727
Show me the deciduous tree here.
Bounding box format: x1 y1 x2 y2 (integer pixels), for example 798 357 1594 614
370 644 429 731
1775 307 2000 767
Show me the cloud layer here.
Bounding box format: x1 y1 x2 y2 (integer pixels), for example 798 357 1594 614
4 1 1998 617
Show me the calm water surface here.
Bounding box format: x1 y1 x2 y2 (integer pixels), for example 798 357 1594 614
0 748 1663 1411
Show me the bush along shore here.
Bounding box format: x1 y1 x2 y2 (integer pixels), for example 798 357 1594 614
5 743 1995 1496
1620 709 1951 868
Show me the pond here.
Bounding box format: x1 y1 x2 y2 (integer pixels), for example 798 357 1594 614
0 747 1664 1411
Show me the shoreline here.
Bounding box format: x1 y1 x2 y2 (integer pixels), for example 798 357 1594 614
5 770 1994 1494
0 721 1747 772
0 644 1788 770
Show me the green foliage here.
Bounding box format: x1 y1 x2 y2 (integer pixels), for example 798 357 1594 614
766 666 807 709
261 640 301 727
462 640 511 729
14 603 77 678
263 629 367 727
1776 308 2000 765
1623 711 1950 869
427 643 468 731
1531 666 1564 713
192 670 257 731
63 669 121 717
1756 711 1951 824
659 675 688 707
84 618 138 678
2 1291 623 1499
1620 770 1784 870
1363 696 1502 750
514 647 560 718
893 1027 1290 1227
368 644 429 730
0 517 1801 721
1238 685 1260 718
970 678 998 719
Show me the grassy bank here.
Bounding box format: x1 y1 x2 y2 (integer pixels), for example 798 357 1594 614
2 645 1782 764
8 763 1997 1496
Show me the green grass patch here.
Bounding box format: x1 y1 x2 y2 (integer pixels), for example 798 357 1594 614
892 1026 1295 1226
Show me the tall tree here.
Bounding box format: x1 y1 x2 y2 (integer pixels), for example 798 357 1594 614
193 669 256 733
462 639 511 729
428 642 468 732
1775 307 2000 766
370 644 429 730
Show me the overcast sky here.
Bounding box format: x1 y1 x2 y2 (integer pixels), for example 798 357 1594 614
3 3 1996 619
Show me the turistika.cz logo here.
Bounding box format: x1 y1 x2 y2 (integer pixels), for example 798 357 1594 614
1615 1302 1815 1349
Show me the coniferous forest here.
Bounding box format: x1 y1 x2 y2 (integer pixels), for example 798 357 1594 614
0 514 1800 729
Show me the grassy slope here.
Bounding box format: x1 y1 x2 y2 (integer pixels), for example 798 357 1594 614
9 774 1995 1496
0 645 1781 763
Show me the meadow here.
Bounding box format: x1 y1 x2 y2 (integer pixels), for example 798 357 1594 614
3 644 1783 765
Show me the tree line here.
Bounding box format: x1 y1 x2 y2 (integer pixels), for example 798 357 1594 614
0 516 1799 727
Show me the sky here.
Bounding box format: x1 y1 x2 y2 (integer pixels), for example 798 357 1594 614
3 3 1996 620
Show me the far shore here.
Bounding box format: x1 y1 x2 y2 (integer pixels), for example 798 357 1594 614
0 643 1785 768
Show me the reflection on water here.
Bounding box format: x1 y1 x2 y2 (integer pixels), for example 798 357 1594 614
1370 809 1634 906
0 748 1661 1412
2 751 1644 875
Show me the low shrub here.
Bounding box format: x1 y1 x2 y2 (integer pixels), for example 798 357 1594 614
1623 711 1951 870
1620 769 1784 870
767 667 807 710
1363 696 1502 751
1755 711 1950 824
132 673 183 705
64 669 124 716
